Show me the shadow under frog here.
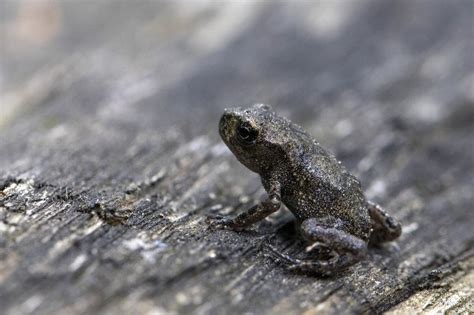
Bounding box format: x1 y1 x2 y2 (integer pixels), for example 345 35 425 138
209 104 402 276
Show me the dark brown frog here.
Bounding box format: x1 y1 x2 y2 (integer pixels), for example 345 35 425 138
211 104 401 275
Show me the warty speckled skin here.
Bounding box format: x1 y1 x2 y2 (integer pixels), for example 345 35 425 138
211 104 402 275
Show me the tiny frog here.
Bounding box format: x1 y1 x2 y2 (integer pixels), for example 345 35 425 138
211 104 402 275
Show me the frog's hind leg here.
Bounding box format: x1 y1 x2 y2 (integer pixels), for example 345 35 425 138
266 217 367 275
367 201 402 245
295 218 367 275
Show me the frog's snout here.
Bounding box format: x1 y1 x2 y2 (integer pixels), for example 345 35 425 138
219 111 233 140
219 108 242 141
220 107 250 143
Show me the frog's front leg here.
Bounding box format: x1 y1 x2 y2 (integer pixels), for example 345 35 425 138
209 180 281 230
268 217 367 275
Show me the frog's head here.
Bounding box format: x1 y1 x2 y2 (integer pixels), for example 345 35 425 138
219 104 286 174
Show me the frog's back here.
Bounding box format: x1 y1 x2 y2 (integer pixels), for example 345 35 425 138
282 122 357 194
280 125 371 239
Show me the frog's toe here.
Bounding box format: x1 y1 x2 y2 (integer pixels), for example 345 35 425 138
206 217 229 230
263 244 300 265
305 242 335 258
206 216 246 231
286 259 337 276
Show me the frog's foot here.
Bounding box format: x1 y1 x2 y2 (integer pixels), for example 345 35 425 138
263 244 301 266
264 244 349 276
206 215 230 230
294 217 368 275
286 256 348 275
206 215 244 231
305 242 335 260
367 201 402 245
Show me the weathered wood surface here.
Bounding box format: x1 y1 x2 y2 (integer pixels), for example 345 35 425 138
1 1 473 314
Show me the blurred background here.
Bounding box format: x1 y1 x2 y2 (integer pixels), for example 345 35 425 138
2 0 472 129
0 1 473 315
1 0 472 197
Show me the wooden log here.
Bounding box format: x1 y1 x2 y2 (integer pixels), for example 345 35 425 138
1 1 472 314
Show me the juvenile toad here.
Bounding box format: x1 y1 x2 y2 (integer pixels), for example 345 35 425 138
212 104 402 275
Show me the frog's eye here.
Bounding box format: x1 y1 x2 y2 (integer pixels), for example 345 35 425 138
237 122 258 145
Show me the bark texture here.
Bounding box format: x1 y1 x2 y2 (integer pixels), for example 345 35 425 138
1 1 473 314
